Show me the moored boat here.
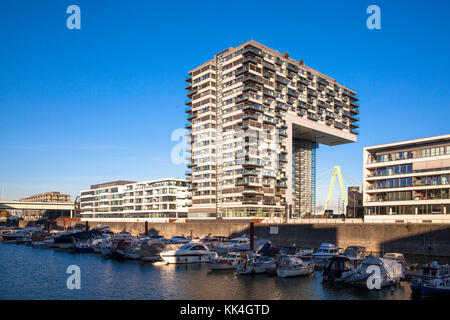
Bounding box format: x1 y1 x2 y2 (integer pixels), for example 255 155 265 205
160 243 217 264
410 261 450 297
311 243 342 269
207 252 244 270
276 255 315 278
236 254 277 275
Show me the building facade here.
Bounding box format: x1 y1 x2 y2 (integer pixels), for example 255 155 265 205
80 179 190 219
363 135 450 223
347 186 363 218
185 40 359 219
20 192 71 203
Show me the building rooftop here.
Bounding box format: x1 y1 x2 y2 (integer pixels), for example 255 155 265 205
364 134 450 152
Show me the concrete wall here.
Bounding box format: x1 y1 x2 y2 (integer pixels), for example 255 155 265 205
51 220 450 257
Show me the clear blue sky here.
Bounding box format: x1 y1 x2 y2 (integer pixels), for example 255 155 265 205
1 0 449 209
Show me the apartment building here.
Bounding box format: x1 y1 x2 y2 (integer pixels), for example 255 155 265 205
363 134 450 223
185 40 359 219
20 192 71 203
79 179 190 219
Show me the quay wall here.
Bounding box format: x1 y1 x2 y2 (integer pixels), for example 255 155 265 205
17 219 449 257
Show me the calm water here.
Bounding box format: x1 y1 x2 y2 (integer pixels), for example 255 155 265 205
0 243 442 300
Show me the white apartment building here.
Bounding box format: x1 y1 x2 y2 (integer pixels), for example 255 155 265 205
363 134 450 223
80 179 190 220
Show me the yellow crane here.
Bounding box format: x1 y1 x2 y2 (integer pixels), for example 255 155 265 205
324 166 347 216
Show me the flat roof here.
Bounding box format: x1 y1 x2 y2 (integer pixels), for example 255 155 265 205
364 134 450 152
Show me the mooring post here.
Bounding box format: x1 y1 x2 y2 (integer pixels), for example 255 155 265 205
250 221 255 251
145 221 148 235
85 221 89 231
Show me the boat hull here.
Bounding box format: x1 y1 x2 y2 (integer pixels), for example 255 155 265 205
277 266 314 278
160 253 212 264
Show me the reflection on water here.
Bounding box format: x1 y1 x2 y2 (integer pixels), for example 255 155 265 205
0 243 440 300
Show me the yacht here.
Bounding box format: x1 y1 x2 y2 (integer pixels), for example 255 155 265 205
343 246 366 261
343 254 403 288
207 252 244 270
410 261 450 297
236 253 277 275
160 243 217 264
110 237 142 260
311 243 342 269
276 256 315 278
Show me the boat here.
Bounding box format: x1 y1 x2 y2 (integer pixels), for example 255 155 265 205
214 235 250 254
236 253 277 275
276 255 315 278
110 237 142 260
410 261 450 297
311 243 343 269
53 228 105 249
343 254 403 288
160 243 217 264
91 236 112 253
73 239 94 253
322 256 361 282
207 252 244 270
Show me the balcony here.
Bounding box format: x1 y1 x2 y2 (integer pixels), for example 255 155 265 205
242 199 259 205
243 169 259 176
276 75 289 85
235 66 249 76
187 87 198 96
334 121 344 130
307 89 318 97
243 84 258 92
243 74 263 85
297 77 309 86
185 107 191 113
326 89 336 97
263 89 276 98
297 101 309 110
275 57 284 65
286 63 299 72
263 117 276 125
287 89 299 98
276 182 288 188
242 113 259 121
243 103 264 113
235 179 249 186
185 170 192 176
185 76 192 83
185 122 192 129
243 55 258 64
185 100 192 106
307 113 320 121
276 102 288 112
243 159 263 167
263 62 275 71
278 129 288 137
243 45 263 57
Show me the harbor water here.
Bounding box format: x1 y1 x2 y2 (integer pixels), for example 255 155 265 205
2 243 447 300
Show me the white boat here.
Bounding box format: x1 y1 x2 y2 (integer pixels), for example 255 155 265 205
110 237 142 260
343 254 403 288
214 235 251 254
92 236 112 253
207 252 244 270
236 254 277 275
276 256 315 278
410 261 450 297
160 243 217 264
311 243 342 269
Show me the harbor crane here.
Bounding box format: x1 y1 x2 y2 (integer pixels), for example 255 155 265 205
324 165 347 216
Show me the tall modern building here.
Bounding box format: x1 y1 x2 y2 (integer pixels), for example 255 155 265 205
185 40 359 219
80 179 190 220
363 134 450 223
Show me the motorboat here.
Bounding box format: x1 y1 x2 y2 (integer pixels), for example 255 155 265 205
343 254 403 288
91 236 112 253
73 239 94 253
207 252 244 270
410 261 450 297
322 256 361 282
214 235 250 254
311 243 343 269
110 237 142 260
276 256 315 278
160 243 217 264
236 253 277 275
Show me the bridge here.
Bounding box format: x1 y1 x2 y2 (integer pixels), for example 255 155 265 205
0 201 75 217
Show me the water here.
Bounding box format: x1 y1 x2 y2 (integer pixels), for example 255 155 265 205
0 243 443 300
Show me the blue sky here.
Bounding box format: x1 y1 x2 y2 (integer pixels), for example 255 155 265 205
0 0 449 209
